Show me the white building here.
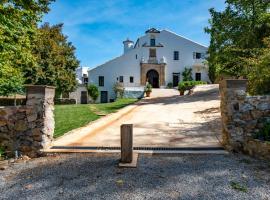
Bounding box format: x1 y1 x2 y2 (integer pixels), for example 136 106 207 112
76 67 89 84
69 67 89 104
89 28 209 103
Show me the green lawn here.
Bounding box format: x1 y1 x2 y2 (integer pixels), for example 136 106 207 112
54 98 138 138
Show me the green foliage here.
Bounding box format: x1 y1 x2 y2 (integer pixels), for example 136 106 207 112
178 81 207 92
230 181 248 192
166 82 173 88
247 39 270 95
182 67 193 81
205 0 270 87
0 0 53 96
32 23 79 95
144 82 152 92
0 147 5 158
113 82 125 98
87 84 99 102
0 66 24 96
254 122 270 141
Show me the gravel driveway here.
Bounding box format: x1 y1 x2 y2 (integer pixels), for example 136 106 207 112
1 153 270 200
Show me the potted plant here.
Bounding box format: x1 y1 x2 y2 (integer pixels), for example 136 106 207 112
178 82 185 95
144 82 152 97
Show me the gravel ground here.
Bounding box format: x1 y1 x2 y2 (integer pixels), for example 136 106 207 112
0 153 270 200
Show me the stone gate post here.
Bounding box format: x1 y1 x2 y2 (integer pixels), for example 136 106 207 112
24 85 55 156
219 79 247 150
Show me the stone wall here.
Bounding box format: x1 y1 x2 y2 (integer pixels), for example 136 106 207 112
220 79 270 158
0 86 55 158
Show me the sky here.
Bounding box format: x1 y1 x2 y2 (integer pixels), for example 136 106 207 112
42 0 226 69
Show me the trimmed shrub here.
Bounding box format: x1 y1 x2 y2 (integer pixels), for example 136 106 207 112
178 81 207 93
144 82 152 92
113 82 125 98
87 84 99 102
254 122 270 141
166 82 173 88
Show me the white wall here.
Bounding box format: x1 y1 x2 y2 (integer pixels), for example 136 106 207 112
69 85 88 104
89 29 209 102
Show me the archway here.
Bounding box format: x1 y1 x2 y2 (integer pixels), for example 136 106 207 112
146 69 159 88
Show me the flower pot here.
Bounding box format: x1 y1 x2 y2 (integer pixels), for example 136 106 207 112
179 91 184 96
146 91 151 97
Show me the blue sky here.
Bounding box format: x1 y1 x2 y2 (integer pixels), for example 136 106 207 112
42 0 226 69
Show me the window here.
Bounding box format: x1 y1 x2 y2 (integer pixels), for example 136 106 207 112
195 73 201 81
135 54 137 59
83 77 88 84
130 76 134 83
193 52 205 59
149 49 156 58
98 76 104 86
150 38 155 46
174 51 179 60
119 76 124 83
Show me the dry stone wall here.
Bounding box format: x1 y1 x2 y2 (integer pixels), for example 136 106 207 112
220 80 270 159
0 86 55 158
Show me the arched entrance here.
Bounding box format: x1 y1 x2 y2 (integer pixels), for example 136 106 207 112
146 69 159 88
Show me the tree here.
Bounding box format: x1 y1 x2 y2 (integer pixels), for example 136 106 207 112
0 66 24 96
32 23 80 96
0 0 53 96
205 0 270 82
248 38 270 95
87 84 99 102
182 67 193 81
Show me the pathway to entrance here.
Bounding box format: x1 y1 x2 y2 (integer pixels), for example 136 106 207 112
53 84 221 148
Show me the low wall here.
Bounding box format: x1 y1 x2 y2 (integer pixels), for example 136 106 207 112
220 80 270 159
55 98 76 105
0 86 55 158
123 87 145 99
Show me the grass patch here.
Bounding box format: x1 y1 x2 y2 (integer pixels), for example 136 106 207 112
54 98 138 138
230 181 248 192
91 98 138 115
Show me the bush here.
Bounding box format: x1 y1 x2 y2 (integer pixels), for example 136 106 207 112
166 82 173 88
54 98 76 105
144 82 152 92
182 67 193 81
254 122 270 141
178 81 207 92
0 147 5 159
87 84 99 102
113 82 125 98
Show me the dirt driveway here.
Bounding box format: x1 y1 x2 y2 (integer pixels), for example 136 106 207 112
53 85 222 148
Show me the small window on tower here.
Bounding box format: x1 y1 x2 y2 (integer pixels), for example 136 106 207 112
150 38 155 46
119 76 124 83
130 76 134 83
136 54 137 59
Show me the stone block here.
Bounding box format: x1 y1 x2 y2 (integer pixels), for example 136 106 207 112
257 102 270 111
251 110 263 119
27 113 37 122
0 109 7 116
14 120 28 131
240 103 254 112
0 119 7 127
20 146 32 152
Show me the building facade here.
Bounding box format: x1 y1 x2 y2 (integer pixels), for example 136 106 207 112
89 28 209 103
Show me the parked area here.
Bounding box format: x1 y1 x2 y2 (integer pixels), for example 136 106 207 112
53 85 222 148
1 153 270 200
54 98 138 138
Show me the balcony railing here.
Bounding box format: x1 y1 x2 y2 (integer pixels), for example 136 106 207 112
141 56 166 64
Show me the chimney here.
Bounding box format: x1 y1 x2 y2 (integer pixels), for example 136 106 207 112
123 38 134 54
